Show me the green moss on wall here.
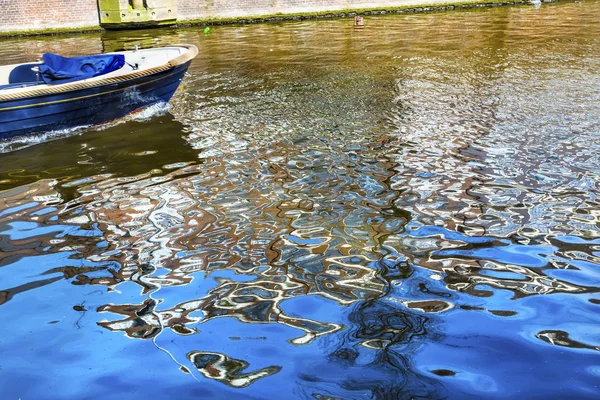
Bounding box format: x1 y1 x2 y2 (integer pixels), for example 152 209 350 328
0 25 101 38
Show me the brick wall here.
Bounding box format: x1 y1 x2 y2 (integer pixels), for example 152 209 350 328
0 0 483 33
0 0 100 32
176 0 455 21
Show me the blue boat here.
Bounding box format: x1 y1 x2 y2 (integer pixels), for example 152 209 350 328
0 45 198 139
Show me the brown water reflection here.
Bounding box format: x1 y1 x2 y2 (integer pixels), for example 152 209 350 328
0 2 599 398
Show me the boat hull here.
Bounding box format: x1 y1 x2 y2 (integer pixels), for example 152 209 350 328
0 61 191 139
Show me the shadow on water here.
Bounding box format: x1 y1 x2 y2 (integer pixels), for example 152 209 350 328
0 112 200 200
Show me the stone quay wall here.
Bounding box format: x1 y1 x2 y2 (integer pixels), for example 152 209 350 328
0 0 543 35
176 0 496 21
0 0 100 33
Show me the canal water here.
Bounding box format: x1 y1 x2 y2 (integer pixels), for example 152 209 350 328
0 1 599 399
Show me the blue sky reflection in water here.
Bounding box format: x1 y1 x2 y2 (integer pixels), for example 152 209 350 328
1 1 600 399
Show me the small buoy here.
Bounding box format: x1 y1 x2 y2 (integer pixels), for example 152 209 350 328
204 26 211 35
354 15 364 28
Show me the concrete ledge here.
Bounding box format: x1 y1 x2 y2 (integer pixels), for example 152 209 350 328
177 0 550 27
0 0 563 37
101 20 177 30
0 25 101 38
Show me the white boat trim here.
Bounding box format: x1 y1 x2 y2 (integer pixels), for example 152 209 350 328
0 44 198 102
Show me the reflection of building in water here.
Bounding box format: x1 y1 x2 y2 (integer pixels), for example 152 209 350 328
1 8 599 392
1 167 592 337
76 158 390 344
188 351 281 388
0 120 595 358
386 227 595 306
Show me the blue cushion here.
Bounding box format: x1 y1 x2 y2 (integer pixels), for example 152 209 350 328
39 53 125 84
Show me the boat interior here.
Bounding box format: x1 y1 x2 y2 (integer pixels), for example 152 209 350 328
0 46 189 92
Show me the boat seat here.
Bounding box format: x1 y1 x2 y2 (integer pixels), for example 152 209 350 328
8 63 41 84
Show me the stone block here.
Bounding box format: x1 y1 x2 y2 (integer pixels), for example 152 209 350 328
99 0 177 29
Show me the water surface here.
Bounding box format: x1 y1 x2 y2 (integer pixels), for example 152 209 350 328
1 1 599 399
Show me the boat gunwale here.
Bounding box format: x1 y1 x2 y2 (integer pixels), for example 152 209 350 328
0 44 198 103
0 66 187 114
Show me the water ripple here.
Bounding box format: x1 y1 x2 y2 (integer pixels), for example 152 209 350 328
1 2 600 399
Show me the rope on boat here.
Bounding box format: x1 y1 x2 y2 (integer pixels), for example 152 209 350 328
0 44 198 103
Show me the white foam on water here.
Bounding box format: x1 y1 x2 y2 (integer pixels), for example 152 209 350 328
0 102 171 154
94 102 171 131
0 125 92 154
